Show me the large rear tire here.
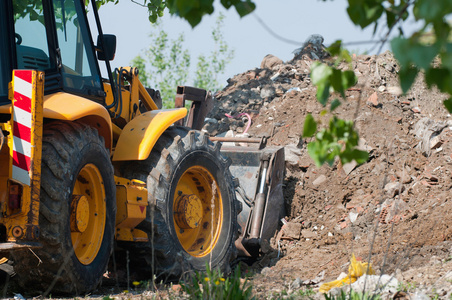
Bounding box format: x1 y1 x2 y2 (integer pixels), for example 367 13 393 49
122 127 239 278
11 121 115 295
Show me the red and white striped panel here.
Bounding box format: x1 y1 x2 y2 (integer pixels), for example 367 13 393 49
12 70 33 186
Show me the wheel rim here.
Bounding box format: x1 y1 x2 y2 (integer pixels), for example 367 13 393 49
173 166 223 257
71 163 106 265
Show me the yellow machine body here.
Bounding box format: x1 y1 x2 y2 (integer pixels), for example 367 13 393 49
115 177 148 242
0 66 187 247
0 70 43 245
0 92 113 151
113 108 187 161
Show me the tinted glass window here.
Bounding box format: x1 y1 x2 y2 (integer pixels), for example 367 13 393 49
13 2 53 71
53 0 102 95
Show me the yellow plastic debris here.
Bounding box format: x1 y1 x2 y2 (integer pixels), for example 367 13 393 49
319 254 375 293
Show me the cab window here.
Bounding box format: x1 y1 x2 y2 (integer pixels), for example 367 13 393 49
53 0 102 96
13 2 53 71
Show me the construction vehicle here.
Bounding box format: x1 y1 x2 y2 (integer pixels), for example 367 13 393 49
0 0 285 295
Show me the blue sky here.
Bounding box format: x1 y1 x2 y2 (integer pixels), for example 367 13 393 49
96 1 420 88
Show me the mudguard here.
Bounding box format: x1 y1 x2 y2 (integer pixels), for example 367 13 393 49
112 108 187 161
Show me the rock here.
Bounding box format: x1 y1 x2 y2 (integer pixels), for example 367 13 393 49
412 107 421 113
412 292 430 300
396 169 412 184
372 162 386 175
412 118 448 156
313 175 327 186
291 278 303 289
350 274 398 294
301 229 316 239
283 222 302 239
381 199 409 223
260 267 271 275
349 212 359 223
260 54 283 69
202 120 219 136
384 182 404 197
430 135 443 149
260 86 276 99
367 92 379 107
246 71 257 80
260 239 272 254
342 161 358 175
284 144 302 167
387 86 402 96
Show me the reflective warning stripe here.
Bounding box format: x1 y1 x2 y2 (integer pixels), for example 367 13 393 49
12 70 33 186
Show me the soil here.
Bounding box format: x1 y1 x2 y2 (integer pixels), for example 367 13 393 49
203 49 452 298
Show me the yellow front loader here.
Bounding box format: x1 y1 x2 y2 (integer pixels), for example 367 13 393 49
0 0 242 294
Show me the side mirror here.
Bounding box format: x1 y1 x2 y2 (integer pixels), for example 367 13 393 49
97 34 116 61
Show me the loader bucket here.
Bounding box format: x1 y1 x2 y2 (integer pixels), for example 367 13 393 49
210 137 285 257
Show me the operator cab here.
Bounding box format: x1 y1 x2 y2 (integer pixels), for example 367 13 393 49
0 0 116 106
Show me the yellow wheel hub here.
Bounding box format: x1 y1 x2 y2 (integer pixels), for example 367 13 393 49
70 195 90 233
174 194 203 229
173 166 223 258
71 164 106 265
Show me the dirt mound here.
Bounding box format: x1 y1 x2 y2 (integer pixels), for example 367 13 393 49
205 50 452 298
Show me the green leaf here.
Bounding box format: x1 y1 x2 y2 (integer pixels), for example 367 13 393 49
341 149 369 165
327 40 342 56
347 0 384 29
425 67 451 92
341 70 357 91
330 99 341 111
310 62 332 86
307 142 323 167
399 66 419 94
385 10 396 28
444 98 452 113
234 1 256 17
311 62 332 105
391 37 439 70
316 82 331 106
302 114 317 138
330 69 344 97
413 0 452 23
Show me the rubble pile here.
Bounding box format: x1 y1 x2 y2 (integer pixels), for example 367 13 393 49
206 46 452 299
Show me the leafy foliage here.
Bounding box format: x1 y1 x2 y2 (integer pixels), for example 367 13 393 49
194 13 234 91
180 264 254 300
97 0 255 27
304 41 367 167
131 23 190 108
324 289 381 300
305 116 368 167
132 13 233 108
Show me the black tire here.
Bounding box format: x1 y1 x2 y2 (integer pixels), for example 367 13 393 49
122 126 239 278
11 121 116 295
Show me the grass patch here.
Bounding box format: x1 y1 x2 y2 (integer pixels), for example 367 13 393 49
180 264 253 299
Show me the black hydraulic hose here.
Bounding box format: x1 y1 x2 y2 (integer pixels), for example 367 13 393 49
112 68 125 119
